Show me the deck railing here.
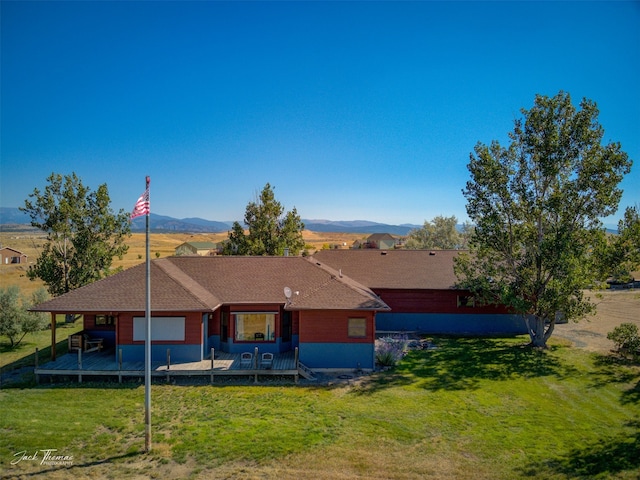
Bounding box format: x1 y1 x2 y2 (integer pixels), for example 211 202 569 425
34 346 306 384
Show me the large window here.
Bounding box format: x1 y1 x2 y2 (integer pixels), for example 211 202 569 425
234 313 276 342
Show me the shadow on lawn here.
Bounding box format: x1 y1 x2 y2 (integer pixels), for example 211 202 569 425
354 336 579 395
518 420 640 478
591 354 640 405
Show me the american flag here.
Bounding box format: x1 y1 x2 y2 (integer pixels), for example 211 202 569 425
130 187 150 219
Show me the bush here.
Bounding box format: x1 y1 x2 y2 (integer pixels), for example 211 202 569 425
0 286 50 348
375 336 408 367
607 323 640 359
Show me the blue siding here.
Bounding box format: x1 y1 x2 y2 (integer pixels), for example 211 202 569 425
212 334 300 355
376 313 527 335
224 340 282 355
118 344 202 363
300 343 375 370
85 330 116 348
207 335 221 352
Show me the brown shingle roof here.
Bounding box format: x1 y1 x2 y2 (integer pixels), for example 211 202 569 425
312 249 464 290
32 256 389 313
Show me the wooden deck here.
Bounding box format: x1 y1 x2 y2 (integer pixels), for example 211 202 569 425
34 349 314 383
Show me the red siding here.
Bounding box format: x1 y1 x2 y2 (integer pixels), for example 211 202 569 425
230 304 280 313
119 314 134 344
208 310 220 335
292 311 300 335
299 310 374 343
374 289 511 314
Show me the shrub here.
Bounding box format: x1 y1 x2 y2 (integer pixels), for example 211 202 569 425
375 336 408 367
607 323 640 359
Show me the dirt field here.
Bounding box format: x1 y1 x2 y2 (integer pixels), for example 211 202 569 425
553 289 640 353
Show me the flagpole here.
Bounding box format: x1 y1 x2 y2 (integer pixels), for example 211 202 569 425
144 176 151 453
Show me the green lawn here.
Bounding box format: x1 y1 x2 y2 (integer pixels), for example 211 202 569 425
1 319 83 385
1 336 639 479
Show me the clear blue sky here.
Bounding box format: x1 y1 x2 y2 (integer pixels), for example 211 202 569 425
1 1 639 227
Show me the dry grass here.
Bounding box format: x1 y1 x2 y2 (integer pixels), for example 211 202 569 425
0 230 368 297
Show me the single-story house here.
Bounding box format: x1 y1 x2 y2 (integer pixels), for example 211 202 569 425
312 249 527 335
31 256 390 371
0 247 28 265
175 241 217 256
364 233 396 250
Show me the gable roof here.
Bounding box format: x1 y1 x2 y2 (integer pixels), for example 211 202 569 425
177 242 216 250
0 247 27 255
367 233 395 241
312 249 464 290
31 256 389 314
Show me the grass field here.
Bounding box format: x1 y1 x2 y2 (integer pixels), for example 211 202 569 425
1 336 639 479
2 230 639 478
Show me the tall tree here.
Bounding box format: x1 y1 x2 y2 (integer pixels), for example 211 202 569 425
455 92 632 348
223 183 305 256
405 215 465 250
21 173 131 296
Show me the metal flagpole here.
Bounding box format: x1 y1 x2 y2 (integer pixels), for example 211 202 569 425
144 176 151 453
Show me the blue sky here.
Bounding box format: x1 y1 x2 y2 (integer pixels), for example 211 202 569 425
1 1 639 227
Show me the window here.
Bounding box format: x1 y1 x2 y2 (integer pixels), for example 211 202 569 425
234 313 275 342
133 316 185 341
348 317 367 338
95 315 116 326
457 295 475 308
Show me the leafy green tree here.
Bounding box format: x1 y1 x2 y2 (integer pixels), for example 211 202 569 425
607 206 640 283
405 215 465 250
455 92 632 348
21 173 131 296
0 286 50 348
223 183 305 256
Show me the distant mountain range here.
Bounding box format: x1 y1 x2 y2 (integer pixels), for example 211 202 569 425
0 207 420 236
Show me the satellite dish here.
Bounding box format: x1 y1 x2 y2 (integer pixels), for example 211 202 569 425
284 286 292 299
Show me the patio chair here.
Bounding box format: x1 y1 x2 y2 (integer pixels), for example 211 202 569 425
83 334 104 353
261 352 274 369
240 352 253 369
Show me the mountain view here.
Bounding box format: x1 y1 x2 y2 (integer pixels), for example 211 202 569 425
0 207 420 235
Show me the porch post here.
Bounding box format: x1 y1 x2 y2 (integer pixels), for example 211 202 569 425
210 348 215 384
50 313 56 361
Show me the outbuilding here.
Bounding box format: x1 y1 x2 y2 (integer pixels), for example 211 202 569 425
0 247 28 265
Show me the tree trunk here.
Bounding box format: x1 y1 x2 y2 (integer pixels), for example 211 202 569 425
527 315 554 348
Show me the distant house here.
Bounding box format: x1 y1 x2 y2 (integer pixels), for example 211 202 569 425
313 249 527 335
0 247 28 265
365 233 396 250
351 239 365 249
175 241 217 256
